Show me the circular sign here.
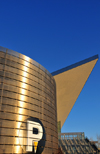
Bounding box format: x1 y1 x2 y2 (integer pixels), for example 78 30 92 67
19 117 46 154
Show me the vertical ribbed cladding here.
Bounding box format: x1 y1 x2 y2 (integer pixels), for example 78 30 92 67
0 47 58 154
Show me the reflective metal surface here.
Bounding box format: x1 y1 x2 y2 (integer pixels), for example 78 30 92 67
0 47 58 154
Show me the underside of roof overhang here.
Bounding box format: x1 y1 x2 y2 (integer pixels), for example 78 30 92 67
52 55 98 128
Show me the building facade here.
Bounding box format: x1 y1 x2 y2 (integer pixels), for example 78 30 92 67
0 47 58 154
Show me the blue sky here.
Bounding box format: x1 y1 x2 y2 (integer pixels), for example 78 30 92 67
0 0 100 140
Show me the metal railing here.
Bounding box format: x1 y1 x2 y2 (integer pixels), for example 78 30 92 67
58 132 85 140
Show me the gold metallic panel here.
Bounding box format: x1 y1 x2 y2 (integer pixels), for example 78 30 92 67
0 56 55 90
0 47 58 154
1 70 54 96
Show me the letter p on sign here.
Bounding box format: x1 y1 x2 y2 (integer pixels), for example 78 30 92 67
26 120 43 153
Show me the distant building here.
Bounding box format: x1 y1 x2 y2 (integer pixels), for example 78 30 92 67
58 132 100 153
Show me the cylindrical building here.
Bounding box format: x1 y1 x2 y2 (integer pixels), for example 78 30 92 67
0 47 58 154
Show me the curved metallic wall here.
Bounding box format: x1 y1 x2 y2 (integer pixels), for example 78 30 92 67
0 47 58 154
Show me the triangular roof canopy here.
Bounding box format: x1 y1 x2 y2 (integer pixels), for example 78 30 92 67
52 55 98 128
